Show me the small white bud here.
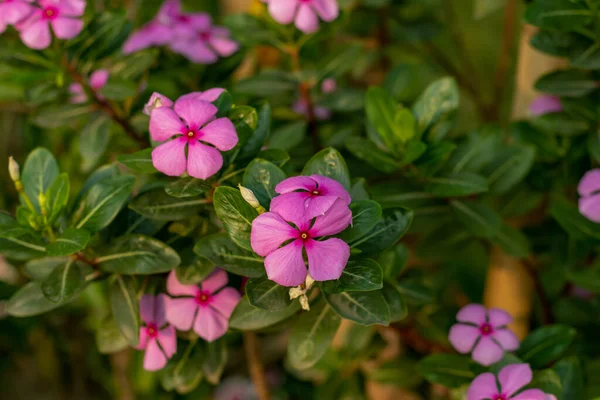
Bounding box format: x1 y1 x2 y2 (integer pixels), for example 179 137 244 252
8 157 20 182
238 185 263 211
289 286 304 300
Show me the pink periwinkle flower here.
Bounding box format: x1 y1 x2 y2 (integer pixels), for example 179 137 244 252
68 69 109 104
321 78 336 94
169 21 239 64
165 269 241 342
122 21 174 54
449 304 519 366
270 175 351 222
251 197 352 287
143 89 225 116
578 169 600 223
467 363 547 400
136 294 177 371
529 95 562 116
149 95 237 179
0 0 35 33
292 100 332 121
18 0 85 50
264 0 339 34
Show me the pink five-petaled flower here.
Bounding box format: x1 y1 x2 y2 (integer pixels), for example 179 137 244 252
68 69 109 104
169 19 239 64
270 175 351 222
142 89 225 116
18 0 85 50
136 294 177 371
251 197 352 287
529 95 562 116
578 169 600 223
448 304 519 366
264 0 339 34
467 363 547 400
165 269 241 342
149 96 237 179
0 0 35 33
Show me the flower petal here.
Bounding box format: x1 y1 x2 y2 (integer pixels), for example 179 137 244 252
171 40 218 64
310 175 351 203
51 17 83 39
456 304 487 325
268 0 297 24
498 363 532 397
58 0 86 17
194 306 228 342
201 268 228 294
312 0 339 22
157 325 177 358
305 238 349 282
511 389 547 400
144 92 174 116
174 97 217 128
210 287 241 318
275 176 317 194
143 338 168 371
176 88 225 104
492 328 520 351
471 336 504 366
295 3 319 33
529 95 562 116
165 297 197 331
89 69 109 90
187 140 223 179
136 327 149 350
151 137 187 177
140 294 156 324
448 324 480 353
20 18 51 50
167 270 198 296
149 107 185 142
264 240 307 287
579 194 600 223
466 372 497 400
578 169 600 197
200 118 238 151
488 308 512 327
321 78 337 94
269 192 312 224
251 212 298 256
209 36 239 57
314 106 332 120
309 198 353 237
3 2 34 24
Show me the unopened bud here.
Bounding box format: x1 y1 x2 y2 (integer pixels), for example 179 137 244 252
238 185 265 213
299 294 310 311
8 157 20 182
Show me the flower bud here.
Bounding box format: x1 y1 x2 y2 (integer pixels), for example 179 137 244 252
299 294 310 311
238 185 265 213
8 157 20 182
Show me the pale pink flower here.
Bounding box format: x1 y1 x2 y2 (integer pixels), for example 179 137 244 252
149 95 237 179
448 304 519 366
68 69 109 104
169 21 239 64
578 169 600 223
136 294 177 371
467 364 547 400
264 0 339 33
321 78 336 93
122 21 174 54
165 269 241 342
270 175 351 222
0 0 35 33
529 95 562 116
251 197 352 286
18 0 85 50
292 100 331 121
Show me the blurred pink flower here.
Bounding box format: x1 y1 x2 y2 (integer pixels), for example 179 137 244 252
149 95 237 179
529 95 562 116
136 294 177 371
321 78 336 93
165 269 241 342
264 0 339 33
169 22 239 64
142 89 225 116
68 69 108 103
578 169 600 223
292 78 337 120
18 0 85 50
448 304 519 366
214 376 258 400
467 364 546 400
0 0 35 33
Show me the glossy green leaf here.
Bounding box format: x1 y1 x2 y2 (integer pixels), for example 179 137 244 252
246 276 291 311
267 121 306 152
129 189 209 221
203 340 227 384
483 146 536 194
117 148 158 173
161 340 204 394
517 325 577 368
109 275 139 346
352 208 413 256
23 256 69 280
425 172 488 197
412 77 459 137
212 186 258 251
325 290 390 326
302 147 351 190
80 115 111 171
550 195 600 240
451 200 501 238
98 234 180 274
20 147 59 213
165 177 212 198
45 173 69 224
341 200 383 243
194 233 265 277
345 137 398 173
381 281 408 322
237 102 272 163
553 357 584 400
41 259 88 303
322 260 383 293
7 281 80 317
526 0 592 30
535 70 597 97
242 159 286 209
46 228 90 256
229 296 301 330
176 252 215 285
418 354 476 388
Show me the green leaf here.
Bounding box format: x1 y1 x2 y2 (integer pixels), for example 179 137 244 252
418 354 476 388
425 172 488 197
203 340 227 384
474 0 505 19
491 224 531 257
235 70 297 96
70 11 131 61
0 213 29 238
72 175 135 232
324 290 391 326
412 77 459 138
161 341 204 394
553 357 584 400
570 42 600 69
381 281 407 322
345 137 398 174
80 115 112 171
213 186 258 251
7 281 81 317
129 189 209 220
483 146 536 194
0 225 46 260
450 200 502 238
109 275 139 346
341 200 383 243
20 147 59 213
352 208 413 256
396 279 435 305
194 233 265 277
535 70 597 97
33 104 90 128
41 259 88 303
317 44 363 80
242 159 286 209
213 90 233 118
229 296 301 330
530 113 590 136
319 88 364 112
322 260 383 293
447 130 501 174
98 234 180 275
99 78 137 100
45 173 69 224
517 325 576 368
176 252 215 285
526 0 592 31
288 300 341 369
302 147 351 190
237 102 272 163
96 317 129 354
379 244 409 279
117 148 158 173
267 121 306 151
46 228 90 256
23 256 69 280
258 148 290 167
550 195 600 240
165 177 212 198
528 369 562 398
246 276 291 311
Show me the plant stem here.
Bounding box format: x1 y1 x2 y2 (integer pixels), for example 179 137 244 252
243 332 270 400
523 259 554 325
493 0 519 123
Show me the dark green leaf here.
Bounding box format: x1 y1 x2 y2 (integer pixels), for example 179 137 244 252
381 281 407 322
491 224 531 257
517 325 576 368
396 279 435 305
242 159 286 209
268 121 306 151
229 296 301 330
46 228 90 256
352 208 413 255
553 357 584 400
237 102 272 163
483 146 536 194
345 137 398 173
45 173 69 224
7 281 81 317
246 276 291 311
341 200 383 242
526 0 592 31
213 186 258 251
366 87 414 155
425 172 488 197
117 148 158 173
325 290 391 326
235 70 297 97
109 275 139 346
33 104 90 128
450 200 502 238
535 70 597 97
23 256 69 280
530 113 591 136
80 115 111 171
550 195 600 240
96 317 129 354
319 88 364 111
412 77 459 138
194 233 265 277
161 340 204 394
20 147 59 213
41 259 88 303
213 90 233 118
258 148 290 167
322 260 383 294
129 189 209 220
302 147 351 190
176 252 215 285
165 177 212 198
203 340 227 384
418 354 476 388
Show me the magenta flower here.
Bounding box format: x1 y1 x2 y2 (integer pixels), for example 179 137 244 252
68 69 109 104
467 364 546 400
18 0 85 50
0 0 35 33
529 95 562 116
149 96 237 179
142 89 224 116
264 0 339 33
165 269 241 342
448 304 519 366
578 169 600 223
270 175 351 222
169 21 239 64
122 21 174 54
136 294 177 371
251 197 352 286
